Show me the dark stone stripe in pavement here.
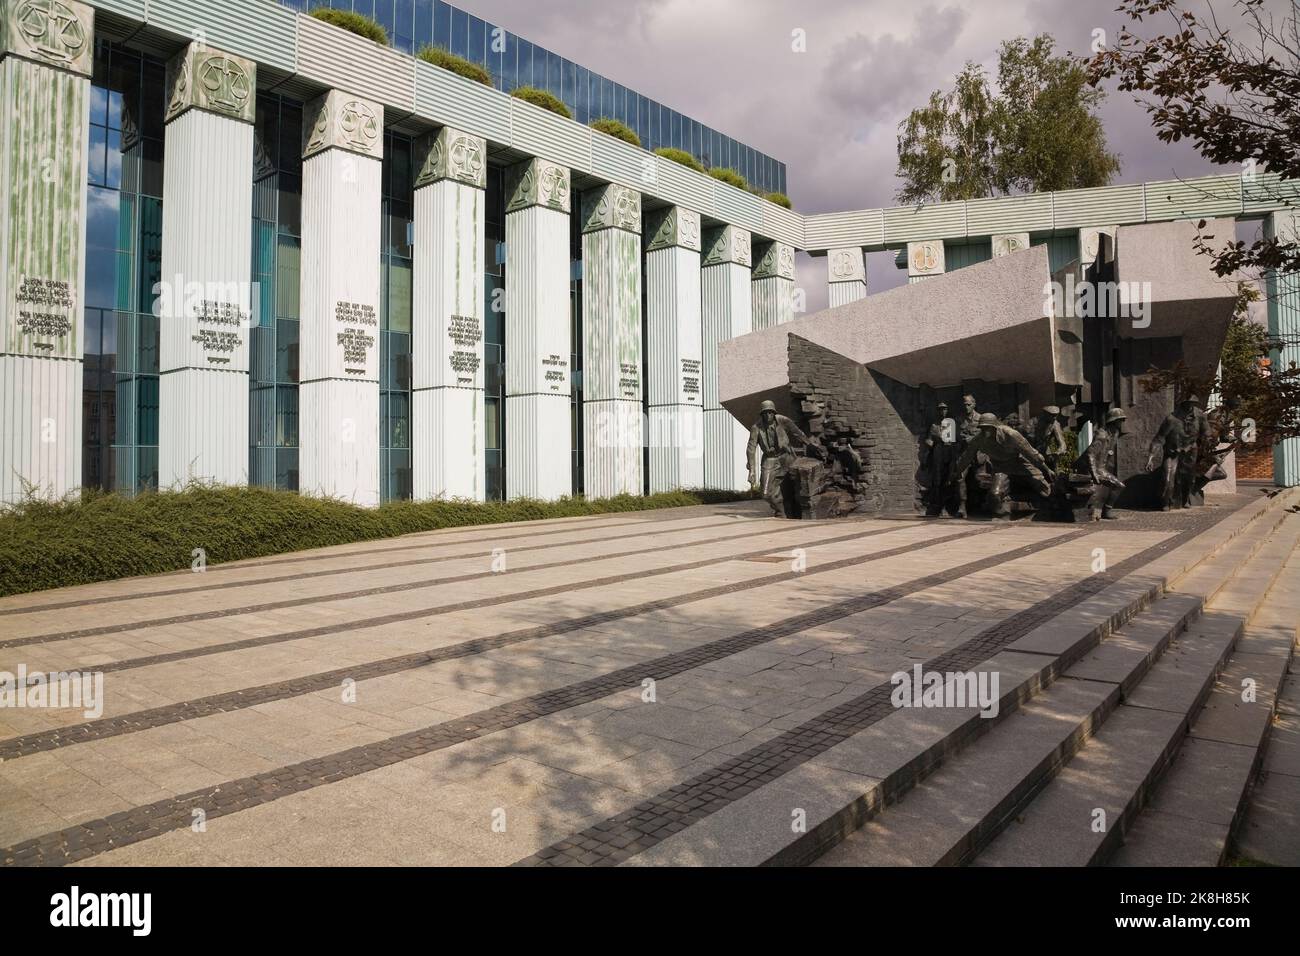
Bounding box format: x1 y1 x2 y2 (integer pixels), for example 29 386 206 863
0 525 983 759
0 524 1059 866
0 517 865 650
517 512 1230 866
0 518 749 619
2 523 935 679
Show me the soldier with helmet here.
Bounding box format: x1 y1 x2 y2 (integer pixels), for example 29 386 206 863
747 400 822 517
950 413 1054 520
1076 407 1128 521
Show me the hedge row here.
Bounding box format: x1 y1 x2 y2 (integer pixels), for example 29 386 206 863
0 485 754 597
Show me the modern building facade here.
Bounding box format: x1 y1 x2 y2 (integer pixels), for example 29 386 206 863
1 0 1297 508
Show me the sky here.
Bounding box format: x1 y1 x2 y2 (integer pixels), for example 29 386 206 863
458 0 1283 310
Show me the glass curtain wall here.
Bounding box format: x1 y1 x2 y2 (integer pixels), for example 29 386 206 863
380 131 414 502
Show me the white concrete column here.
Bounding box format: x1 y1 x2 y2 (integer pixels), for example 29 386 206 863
0 0 93 504
701 225 752 491
752 240 795 330
1266 209 1300 487
411 126 486 501
992 233 1030 258
907 240 945 283
158 43 256 489
580 183 643 498
298 91 383 506
827 246 866 307
644 206 703 492
504 158 572 500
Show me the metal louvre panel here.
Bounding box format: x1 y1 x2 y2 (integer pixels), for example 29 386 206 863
883 201 966 244
761 204 804 249
510 98 591 174
591 131 652 190
1051 183 1144 229
966 192 1052 235
146 0 297 74
1244 171 1300 215
1143 174 1241 221
0 355 82 504
713 182 762 233
655 157 714 216
90 0 146 22
415 60 510 144
803 209 884 251
296 13 413 110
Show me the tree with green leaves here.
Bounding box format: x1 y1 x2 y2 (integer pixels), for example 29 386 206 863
896 34 1120 204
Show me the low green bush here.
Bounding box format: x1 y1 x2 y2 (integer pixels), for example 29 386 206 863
416 44 492 85
0 484 755 596
653 147 705 174
590 117 641 147
308 7 389 45
764 191 793 209
708 166 749 190
510 86 572 118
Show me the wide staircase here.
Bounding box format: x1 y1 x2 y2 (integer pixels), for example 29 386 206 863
806 488 1300 867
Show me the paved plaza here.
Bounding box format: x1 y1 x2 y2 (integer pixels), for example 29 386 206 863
0 496 1295 867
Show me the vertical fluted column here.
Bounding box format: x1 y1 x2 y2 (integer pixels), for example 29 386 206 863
298 91 383 506
827 246 866 307
580 183 643 498
504 158 572 500
752 240 795 330
0 0 93 504
907 240 945 283
644 206 703 492
1267 209 1300 487
412 126 487 501
158 42 256 488
701 225 752 491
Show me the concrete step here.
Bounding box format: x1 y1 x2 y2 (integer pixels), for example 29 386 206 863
971 513 1300 867
1113 542 1299 866
617 492 1298 867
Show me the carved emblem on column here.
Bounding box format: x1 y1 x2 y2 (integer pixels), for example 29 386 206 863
1079 225 1118 265
828 247 865 282
645 206 702 252
505 158 571 213
907 240 945 277
165 44 256 124
581 183 642 234
991 233 1030 258
414 127 487 189
753 241 796 280
302 90 385 160
5 0 93 76
702 225 751 267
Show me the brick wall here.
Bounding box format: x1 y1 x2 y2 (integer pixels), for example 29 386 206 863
1237 445 1274 481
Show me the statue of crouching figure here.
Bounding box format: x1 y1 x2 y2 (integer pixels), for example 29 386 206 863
950 413 1054 520
1070 407 1128 521
747 400 824 517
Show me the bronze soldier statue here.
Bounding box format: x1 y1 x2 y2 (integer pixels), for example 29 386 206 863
951 413 1054 520
1032 405 1069 471
958 394 981 447
920 401 959 516
1076 408 1127 521
747 400 821 517
1147 394 1211 510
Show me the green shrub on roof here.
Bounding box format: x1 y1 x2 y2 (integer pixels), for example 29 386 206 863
416 45 493 86
308 7 389 46
708 166 749 190
653 147 705 174
590 118 642 148
764 191 793 209
511 86 573 119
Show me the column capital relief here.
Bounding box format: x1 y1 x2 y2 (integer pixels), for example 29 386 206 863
581 182 642 235
752 240 796 280
414 126 486 189
991 232 1030 258
827 246 865 283
1 0 93 77
165 42 257 126
505 157 570 214
1079 225 1118 265
907 239 945 277
702 225 751 267
644 206 701 252
302 89 384 161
